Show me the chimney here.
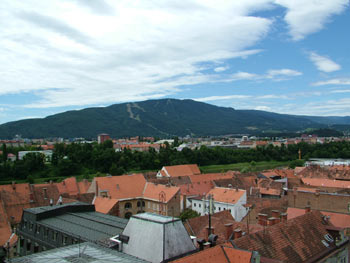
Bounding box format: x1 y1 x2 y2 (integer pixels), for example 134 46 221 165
267 217 276 226
271 210 280 218
206 226 214 237
183 194 187 210
233 228 242 239
12 181 16 191
49 180 53 185
224 223 233 240
305 205 311 213
50 199 53 206
258 213 268 226
95 181 99 196
280 212 288 222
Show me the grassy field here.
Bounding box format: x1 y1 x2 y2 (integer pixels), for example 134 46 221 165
200 160 290 173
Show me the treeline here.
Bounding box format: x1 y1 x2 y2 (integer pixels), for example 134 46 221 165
1 140 350 182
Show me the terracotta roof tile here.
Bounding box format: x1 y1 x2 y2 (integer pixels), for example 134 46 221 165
302 178 350 189
207 187 245 204
93 197 119 214
233 210 334 263
287 207 350 229
190 173 233 184
143 183 180 203
162 164 201 177
171 243 252 263
179 181 214 197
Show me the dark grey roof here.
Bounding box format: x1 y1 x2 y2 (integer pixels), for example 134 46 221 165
7 242 150 263
25 202 90 214
38 211 128 242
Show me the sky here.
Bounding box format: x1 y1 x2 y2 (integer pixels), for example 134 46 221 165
1 0 350 124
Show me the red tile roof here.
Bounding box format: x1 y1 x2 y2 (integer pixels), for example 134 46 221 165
207 187 245 204
94 174 147 199
189 173 233 184
179 181 214 197
160 164 201 177
93 197 119 214
301 178 350 189
171 243 252 263
233 210 335 263
287 207 350 229
143 183 180 203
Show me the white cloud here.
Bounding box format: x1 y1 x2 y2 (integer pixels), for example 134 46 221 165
194 95 251 102
254 106 271 111
309 52 341 72
330 89 350 94
266 68 302 78
275 0 349 40
0 0 275 108
312 78 350 86
214 66 228 72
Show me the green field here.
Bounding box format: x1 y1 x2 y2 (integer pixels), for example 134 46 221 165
200 161 290 173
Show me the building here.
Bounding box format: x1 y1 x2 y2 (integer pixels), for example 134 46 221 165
190 187 248 222
116 213 196 262
89 174 181 218
7 242 149 263
97 133 110 144
18 150 52 161
233 210 349 263
157 164 201 178
16 202 128 256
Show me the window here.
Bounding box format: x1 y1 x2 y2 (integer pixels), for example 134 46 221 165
29 223 33 231
53 231 58 241
62 236 68 245
44 228 49 238
142 201 145 207
23 220 27 229
36 225 41 234
43 188 48 199
34 243 39 253
199 204 201 208
125 202 132 209
137 201 141 207
194 203 197 207
218 207 221 211
26 240 31 252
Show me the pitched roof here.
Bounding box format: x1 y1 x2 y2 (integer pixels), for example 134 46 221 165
207 187 245 204
171 243 252 263
179 181 214 197
143 183 180 203
161 164 201 177
77 180 91 194
0 199 12 247
287 207 350 229
301 178 350 189
233 211 334 263
94 174 147 199
56 177 80 196
93 197 119 214
189 173 233 184
184 211 263 245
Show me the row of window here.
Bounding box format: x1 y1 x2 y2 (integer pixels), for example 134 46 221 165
193 202 231 212
22 220 78 246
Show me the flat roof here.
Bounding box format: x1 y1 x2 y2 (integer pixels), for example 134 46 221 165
8 242 149 263
132 212 180 224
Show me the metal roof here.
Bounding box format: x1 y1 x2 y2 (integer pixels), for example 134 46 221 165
37 211 128 242
7 242 150 263
132 212 180 224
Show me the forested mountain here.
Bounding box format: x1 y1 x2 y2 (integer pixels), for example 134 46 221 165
0 99 349 139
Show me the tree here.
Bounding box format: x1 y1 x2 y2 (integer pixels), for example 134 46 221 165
179 209 200 221
2 144 7 163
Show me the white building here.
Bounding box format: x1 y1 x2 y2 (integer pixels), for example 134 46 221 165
190 187 248 222
18 150 53 161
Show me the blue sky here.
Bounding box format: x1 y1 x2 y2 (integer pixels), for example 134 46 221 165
1 0 350 124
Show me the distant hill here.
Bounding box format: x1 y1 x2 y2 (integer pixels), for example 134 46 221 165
0 99 349 139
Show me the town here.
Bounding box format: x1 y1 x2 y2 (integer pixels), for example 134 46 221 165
0 133 349 262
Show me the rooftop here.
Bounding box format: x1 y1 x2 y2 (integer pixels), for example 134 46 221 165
7 242 149 263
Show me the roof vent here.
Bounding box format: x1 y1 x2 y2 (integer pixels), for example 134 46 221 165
321 240 329 247
324 234 334 243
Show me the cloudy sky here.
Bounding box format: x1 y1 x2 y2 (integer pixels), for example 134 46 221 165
1 0 350 124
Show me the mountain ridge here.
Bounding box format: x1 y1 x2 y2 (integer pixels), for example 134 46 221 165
0 98 349 139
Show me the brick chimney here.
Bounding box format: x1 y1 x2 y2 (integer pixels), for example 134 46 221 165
271 210 280 218
305 205 311 213
224 223 233 240
280 212 288 222
233 228 242 239
267 217 276 226
206 226 214 236
258 213 268 226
